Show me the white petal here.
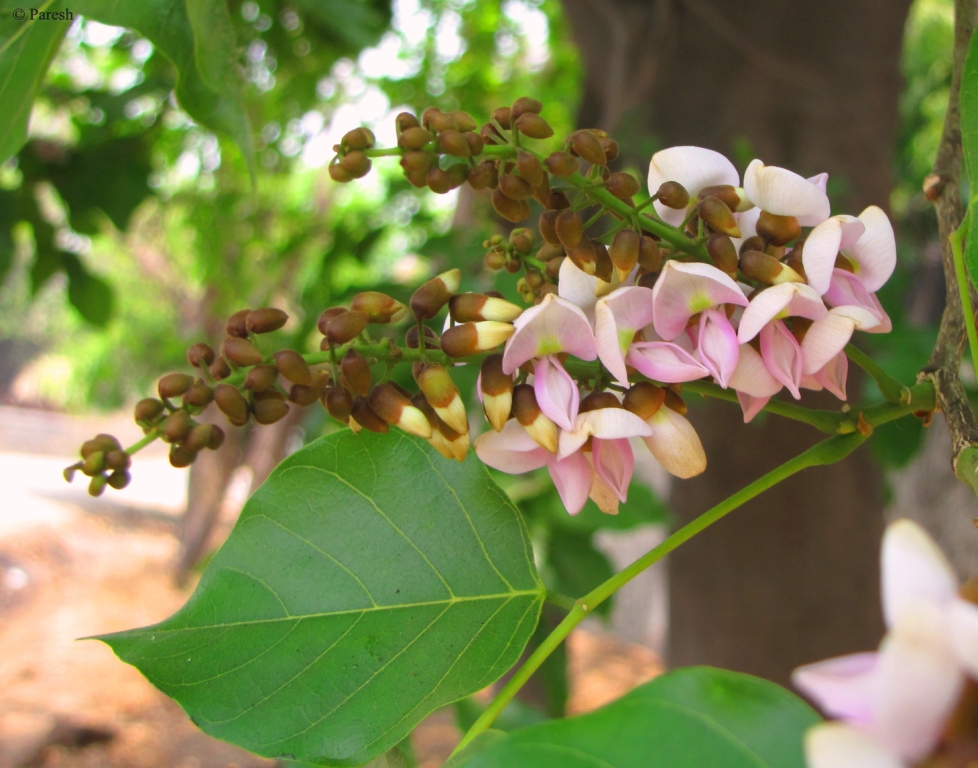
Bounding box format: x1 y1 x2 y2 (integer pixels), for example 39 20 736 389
847 206 897 293
801 312 857 375
792 652 879 725
805 723 904 768
738 283 827 343
729 343 782 397
803 215 866 295
948 598 978 678
648 146 740 226
743 159 831 226
882 519 957 629
642 407 707 478
473 420 549 474
558 256 600 320
651 260 748 340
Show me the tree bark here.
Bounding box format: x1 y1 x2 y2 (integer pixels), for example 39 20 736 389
562 0 912 683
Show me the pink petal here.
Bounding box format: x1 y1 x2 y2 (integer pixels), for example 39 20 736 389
824 269 883 319
533 355 579 431
546 449 592 516
803 215 866 295
738 282 828 343
736 392 771 423
696 309 740 388
801 310 860 375
558 256 600 320
592 437 634 503
648 146 740 226
594 285 655 384
474 419 549 474
627 341 710 383
808 172 829 193
743 159 831 226
729 342 782 397
503 294 597 374
651 261 748 340
792 652 879 725
812 352 848 400
805 724 903 768
558 407 655 459
864 293 893 334
847 206 897 293
949 599 978 678
882 519 957 630
760 320 804 399
642 407 707 478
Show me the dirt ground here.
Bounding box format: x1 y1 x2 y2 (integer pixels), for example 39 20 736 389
0 406 661 768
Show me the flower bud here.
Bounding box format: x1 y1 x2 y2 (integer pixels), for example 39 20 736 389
328 163 354 183
396 112 420 132
664 388 687 415
340 151 371 178
546 191 571 210
697 185 745 212
342 127 375 150
450 110 477 132
107 470 131 490
505 257 522 274
439 129 471 158
134 398 165 425
209 356 231 381
82 450 105 476
544 151 578 178
401 151 433 177
398 126 434 151
273 349 312 386
226 308 251 338
449 293 523 323
467 164 492 190
492 189 531 222
514 113 553 139
222 337 264 367
756 211 801 246
784 244 807 281
594 242 613 283
738 250 805 285
208 425 226 450
317 307 347 335
183 423 215 453
492 106 513 130
244 364 278 392
555 209 583 247
510 227 535 254
164 409 193 443
516 151 544 188
546 256 565 279
638 235 662 273
325 385 353 422
425 109 457 133
511 96 543 118
512 384 558 453
606 172 640 201
417 364 468 434
85 434 121 456
155 372 193 401
566 236 597 275
169 444 195 468
410 268 461 320
600 137 619 163
610 230 640 280
405 324 440 350
499 174 533 201
351 396 389 433
465 134 485 159
289 370 330 406
340 349 372 396
247 307 289 334
738 235 765 256
253 390 290 425
214 384 249 426
766 243 786 260
537 243 564 263
569 130 607 165
89 475 108 496
697 197 741 237
187 343 215 368
368 383 432 438
707 233 738 278
411 393 455 460
538 210 560 246
327 310 370 343
657 181 689 210
183 379 215 408
481 354 513 432
484 249 506 270
623 381 666 420
441 321 516 357
104 449 131 471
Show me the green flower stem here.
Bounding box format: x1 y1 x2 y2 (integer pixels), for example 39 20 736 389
679 380 843 433
125 428 162 455
544 590 577 611
844 344 909 404
451 430 870 757
950 210 978 386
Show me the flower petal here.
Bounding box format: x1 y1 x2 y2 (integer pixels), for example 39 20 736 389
736 392 771 423
803 215 866 295
533 355 579 431
503 294 597 374
627 341 711 383
642 406 707 478
824 269 884 321
696 309 740 388
651 260 748 340
812 351 848 400
474 419 549 474
804 723 903 768
948 598 978 678
547 449 592 516
882 519 957 629
595 285 655 384
558 256 601 320
760 319 804 399
738 282 828 343
846 206 897 293
792 652 879 725
592 437 634 503
743 159 831 226
729 342 782 397
800 310 864 375
648 146 740 226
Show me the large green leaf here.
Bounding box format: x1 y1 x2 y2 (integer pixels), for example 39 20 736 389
0 6 70 164
98 430 544 766
454 666 820 768
962 25 978 277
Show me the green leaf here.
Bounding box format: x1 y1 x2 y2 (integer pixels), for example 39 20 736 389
63 253 114 327
97 430 544 766
962 27 978 278
0 10 70 164
73 0 254 174
454 667 820 768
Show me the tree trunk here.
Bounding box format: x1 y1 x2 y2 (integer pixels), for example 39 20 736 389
561 0 912 684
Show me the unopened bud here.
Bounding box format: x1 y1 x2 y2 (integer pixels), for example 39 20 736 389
244 364 278 392
441 321 516 357
499 174 533 201
247 307 289 334
569 130 607 166
566 236 597 275
104 449 131 471
505 257 522 273
923 173 946 202
169 445 195 468
411 268 462 320
491 189 531 222
537 243 564 263
594 242 613 283
342 127 375 150
289 370 330 406
327 310 369 343
274 350 312 386
538 210 560 246
707 233 738 278
328 163 354 183
134 398 165 425
405 324 440 350
485 249 506 270
187 343 215 368
341 348 372 396
214 384 249 426
756 211 801 246
599 137 619 163
183 380 215 408
398 126 434 151
516 151 544 188
664 388 687 415
396 113 420 133
449 293 523 323
546 191 571 211
784 245 807 281
514 113 553 139
511 96 543 119
183 423 215 453
209 356 232 381
253 390 290 425
623 381 666 420
607 172 640 201
222 337 264 367
340 151 371 178
697 185 749 212
208 425 226 450
369 383 432 438
697 197 741 238
555 209 583 247
451 110 478 132
425 108 457 133
417 364 468 434
739 250 805 285
89 474 108 496
467 164 492 190
546 256 565 279
82 450 105 476
164 409 193 443
317 307 347 336
610 230 640 280
480 355 513 431
638 235 662 273
438 129 471 157
657 181 690 210
400 150 433 175
512 384 558 453
412 394 455 461
351 396 389 433
226 308 251 338
107 469 131 490
325 385 353 423
158 372 194 400
739 235 765 256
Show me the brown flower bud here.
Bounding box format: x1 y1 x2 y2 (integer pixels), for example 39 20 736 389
499 174 533 201
440 321 515 357
411 393 456 461
209 356 232 381
183 379 215 408
538 210 560 246
400 151 433 175
516 151 544 188
638 270 659 289
273 350 312 386
169 445 195 469
182 423 215 453
555 209 583 247
417 364 467 434
187 342 215 368
657 181 689 210
663 388 687 416
340 151 371 178
84 435 121 459
325 385 353 423
546 191 571 210
697 185 743 212
342 127 375 150
594 242 613 283
537 244 564 265
398 126 434 151
411 268 461 320
351 396 389 433
88 474 108 496
107 470 131 490
328 163 354 183
327 310 369 344
491 106 513 130
253 390 290 425
923 172 946 202
511 96 543 118
350 292 405 324
514 113 553 139
449 293 523 323
480 355 513 432
451 110 478 132
707 233 739 278
566 236 597 275
208 425 226 450
244 364 278 392
738 236 764 257
164 409 193 443
784 244 807 281
580 391 623 413
599 137 619 163
756 211 801 247
467 164 492 190
546 256 565 279
424 108 456 132
766 243 786 260
635 235 660 274
697 197 741 238
445 163 469 190
214 384 249 426
104 449 131 471
607 172 640 201
81 450 105 476
340 349 372 396
439 129 471 158
739 250 805 286
484 249 506 270
247 307 289 334
134 398 165 425
317 307 347 336
425 166 451 194
512 384 558 453
158 373 194 400
289 370 330 406
543 151 578 179
222 337 264 367
525 268 544 289
569 130 607 165
405 324 440 350
491 189 530 222
505 257 522 274
226 308 251 338
623 381 665 420
396 112 420 133
610 230 640 280
510 228 535 255
369 383 432 437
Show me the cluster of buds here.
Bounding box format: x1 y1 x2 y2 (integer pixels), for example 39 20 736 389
63 433 133 496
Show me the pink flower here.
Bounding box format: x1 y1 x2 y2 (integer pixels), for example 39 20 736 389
647 146 742 226
651 260 748 341
502 293 597 375
593 285 655 384
728 342 782 422
691 308 740 388
533 355 579 431
639 404 707 479
802 206 896 296
743 159 831 226
627 340 710 383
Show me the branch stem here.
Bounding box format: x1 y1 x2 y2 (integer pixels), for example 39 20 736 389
951 212 978 385
844 343 910 404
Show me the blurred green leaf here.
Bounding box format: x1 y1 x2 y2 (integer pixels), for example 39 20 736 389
547 529 614 614
63 253 113 326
